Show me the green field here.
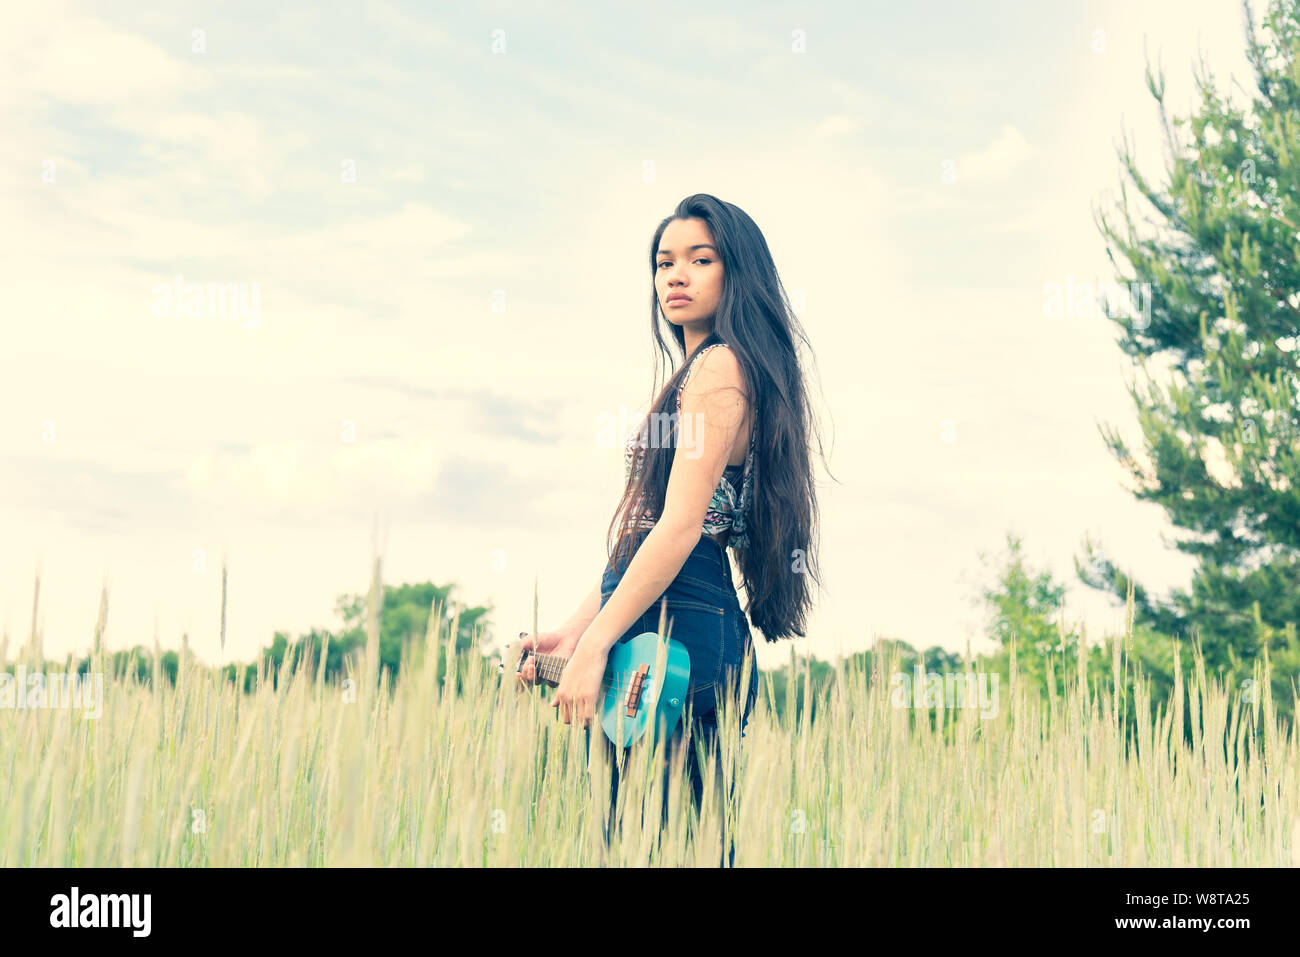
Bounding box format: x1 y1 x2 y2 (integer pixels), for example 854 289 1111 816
3 582 1296 867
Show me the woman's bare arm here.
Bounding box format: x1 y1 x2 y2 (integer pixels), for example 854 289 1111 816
576 346 748 657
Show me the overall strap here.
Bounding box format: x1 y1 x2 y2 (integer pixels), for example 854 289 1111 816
675 343 757 470
675 342 728 413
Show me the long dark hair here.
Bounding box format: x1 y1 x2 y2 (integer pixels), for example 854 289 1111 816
605 193 829 642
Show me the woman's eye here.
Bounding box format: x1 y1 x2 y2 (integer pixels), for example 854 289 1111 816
657 258 712 268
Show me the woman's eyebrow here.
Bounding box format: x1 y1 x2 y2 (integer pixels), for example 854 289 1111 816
656 244 717 256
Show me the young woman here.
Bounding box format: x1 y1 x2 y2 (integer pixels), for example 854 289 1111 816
520 193 824 865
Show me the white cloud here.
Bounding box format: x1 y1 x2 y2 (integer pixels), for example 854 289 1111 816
813 114 858 136
117 110 292 200
184 437 445 512
0 10 199 108
955 124 1033 183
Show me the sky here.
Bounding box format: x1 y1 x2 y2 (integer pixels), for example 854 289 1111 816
0 0 1270 671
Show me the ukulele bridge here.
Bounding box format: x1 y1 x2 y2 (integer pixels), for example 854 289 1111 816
624 663 651 717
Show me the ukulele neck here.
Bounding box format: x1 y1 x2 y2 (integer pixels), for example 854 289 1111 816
529 651 569 685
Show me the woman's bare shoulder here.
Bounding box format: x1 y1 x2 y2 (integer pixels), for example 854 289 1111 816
693 343 749 399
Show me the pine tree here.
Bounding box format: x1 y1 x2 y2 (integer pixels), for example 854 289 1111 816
1083 0 1300 715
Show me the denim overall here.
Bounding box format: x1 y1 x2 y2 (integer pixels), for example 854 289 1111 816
585 527 759 866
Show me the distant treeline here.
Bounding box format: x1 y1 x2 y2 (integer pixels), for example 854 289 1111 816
14 537 1296 746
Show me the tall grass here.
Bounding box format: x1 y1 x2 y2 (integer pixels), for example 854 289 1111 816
2 572 1297 866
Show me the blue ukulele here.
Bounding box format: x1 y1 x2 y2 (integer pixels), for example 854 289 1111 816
508 632 691 747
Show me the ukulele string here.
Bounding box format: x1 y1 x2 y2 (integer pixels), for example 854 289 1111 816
527 654 667 698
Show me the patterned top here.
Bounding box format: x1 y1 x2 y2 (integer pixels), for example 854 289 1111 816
623 343 758 550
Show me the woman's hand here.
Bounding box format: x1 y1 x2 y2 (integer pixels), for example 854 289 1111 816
515 627 582 687
551 640 609 727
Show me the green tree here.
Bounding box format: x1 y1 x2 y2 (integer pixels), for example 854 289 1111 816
978 533 1188 738
761 638 934 727
1087 0 1300 723
256 582 492 692
334 582 488 677
979 534 1087 696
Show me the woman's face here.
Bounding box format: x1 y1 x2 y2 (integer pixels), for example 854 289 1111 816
655 217 724 327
